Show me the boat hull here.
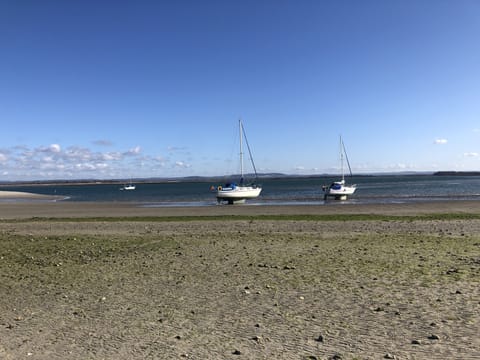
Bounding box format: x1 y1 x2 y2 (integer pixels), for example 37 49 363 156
216 186 262 204
323 182 356 200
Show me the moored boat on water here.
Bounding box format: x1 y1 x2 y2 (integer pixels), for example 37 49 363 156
323 136 356 200
215 181 261 204
120 182 136 191
214 119 262 204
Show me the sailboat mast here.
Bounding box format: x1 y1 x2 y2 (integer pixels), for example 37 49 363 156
239 119 244 179
340 136 345 182
340 135 354 179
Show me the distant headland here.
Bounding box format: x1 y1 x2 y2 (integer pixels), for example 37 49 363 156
433 171 480 176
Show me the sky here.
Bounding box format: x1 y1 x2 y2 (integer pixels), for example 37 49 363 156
1 0 480 181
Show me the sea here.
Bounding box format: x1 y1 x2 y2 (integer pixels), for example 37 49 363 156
2 174 480 207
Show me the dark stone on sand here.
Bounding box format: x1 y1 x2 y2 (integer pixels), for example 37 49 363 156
252 335 261 342
329 354 343 360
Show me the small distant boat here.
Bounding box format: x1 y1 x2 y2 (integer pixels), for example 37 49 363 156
215 119 262 204
120 182 136 191
323 136 356 200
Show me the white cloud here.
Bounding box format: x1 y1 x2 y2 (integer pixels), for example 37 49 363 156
102 152 122 161
32 144 61 158
175 161 191 168
464 152 479 157
42 156 56 163
125 146 141 155
50 144 61 153
434 139 448 145
0 142 156 180
75 162 108 171
40 161 64 170
96 163 109 169
65 147 92 161
38 144 61 153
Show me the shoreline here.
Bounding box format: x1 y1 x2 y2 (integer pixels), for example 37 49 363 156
1 198 480 219
0 190 64 201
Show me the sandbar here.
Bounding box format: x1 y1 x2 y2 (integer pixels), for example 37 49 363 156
0 198 480 219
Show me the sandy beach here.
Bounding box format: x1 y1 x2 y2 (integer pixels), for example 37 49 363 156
0 190 64 201
0 199 479 359
2 196 480 219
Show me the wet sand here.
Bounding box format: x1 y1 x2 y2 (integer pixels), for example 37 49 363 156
0 200 479 359
1 198 480 219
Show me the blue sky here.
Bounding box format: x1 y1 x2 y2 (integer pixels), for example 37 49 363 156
1 1 480 180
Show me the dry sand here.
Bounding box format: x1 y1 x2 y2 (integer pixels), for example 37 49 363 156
0 191 64 200
0 200 479 359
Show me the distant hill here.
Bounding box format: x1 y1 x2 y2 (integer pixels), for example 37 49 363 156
433 171 480 176
5 171 477 187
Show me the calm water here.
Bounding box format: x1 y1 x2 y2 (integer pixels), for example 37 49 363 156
2 175 480 206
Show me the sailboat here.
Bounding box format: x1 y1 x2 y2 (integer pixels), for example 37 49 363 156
323 136 356 200
120 184 136 191
120 179 136 190
215 119 262 204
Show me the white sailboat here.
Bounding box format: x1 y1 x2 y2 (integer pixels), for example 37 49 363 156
120 180 136 191
215 119 262 204
323 136 356 200
120 184 136 191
